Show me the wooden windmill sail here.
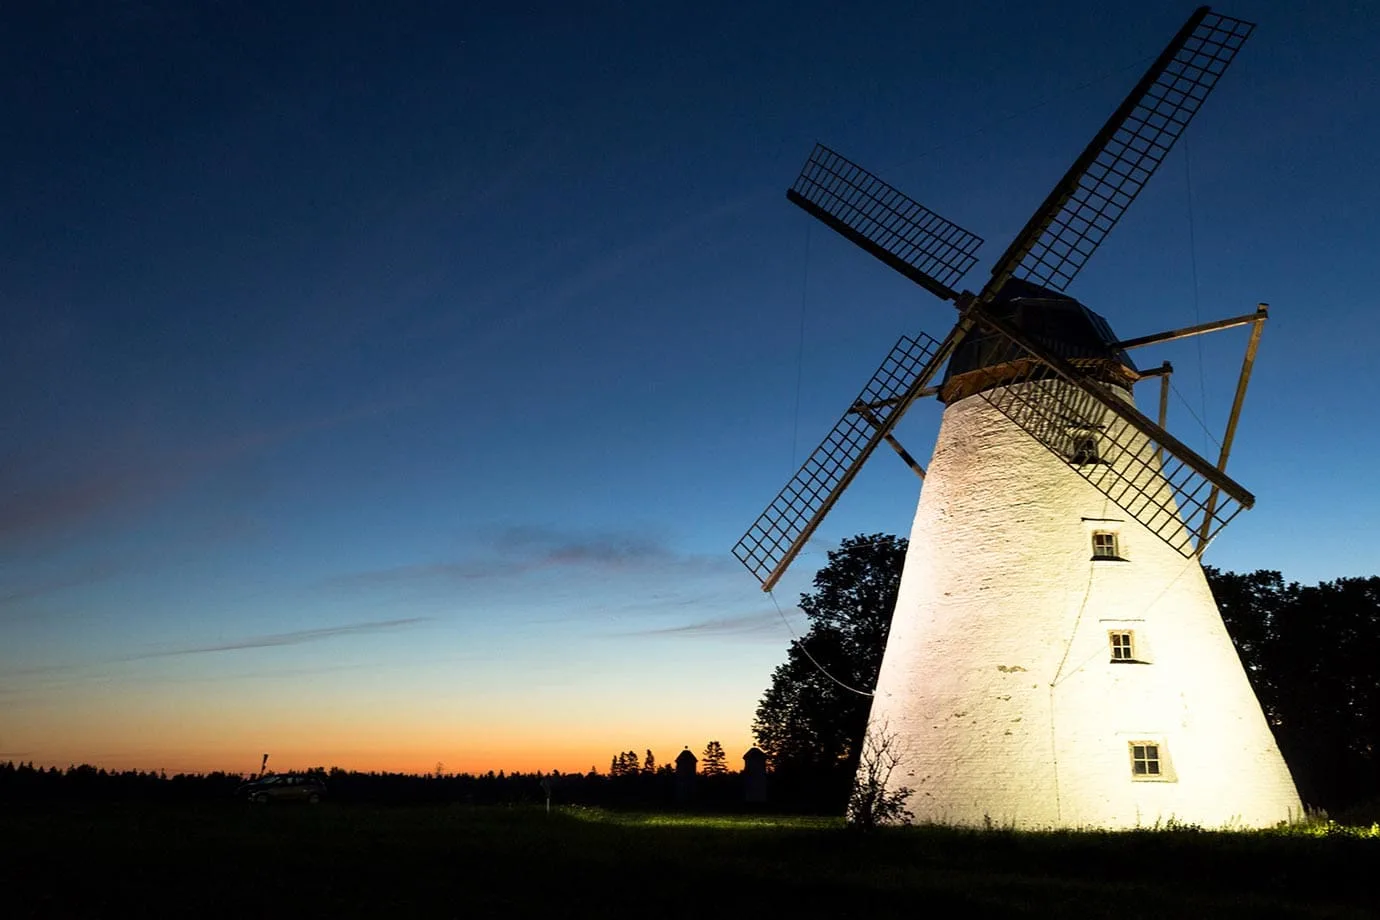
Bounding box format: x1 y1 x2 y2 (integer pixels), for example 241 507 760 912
735 7 1301 828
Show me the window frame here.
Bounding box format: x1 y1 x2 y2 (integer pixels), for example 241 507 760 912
1129 741 1165 780
1091 530 1122 561
1109 630 1136 662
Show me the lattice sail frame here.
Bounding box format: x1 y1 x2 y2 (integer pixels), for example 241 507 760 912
734 332 945 589
992 9 1255 292
788 144 984 301
968 307 1251 556
737 7 1260 587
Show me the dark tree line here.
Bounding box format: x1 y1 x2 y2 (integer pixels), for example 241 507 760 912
0 763 245 802
751 533 1380 818
0 760 759 810
1208 568 1380 817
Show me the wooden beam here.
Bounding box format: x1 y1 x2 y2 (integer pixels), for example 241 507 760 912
1196 304 1269 553
1132 362 1174 381
1135 361 1173 470
786 190 962 303
884 433 926 479
856 386 940 412
854 403 926 480
1159 361 1170 433
1113 307 1267 351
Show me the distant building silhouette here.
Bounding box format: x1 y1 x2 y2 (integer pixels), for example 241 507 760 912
674 747 697 803
742 747 767 803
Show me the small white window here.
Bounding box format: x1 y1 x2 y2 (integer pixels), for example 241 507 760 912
1130 742 1162 779
1109 630 1135 661
1092 531 1120 560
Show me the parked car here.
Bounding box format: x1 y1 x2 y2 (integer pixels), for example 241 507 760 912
237 773 326 804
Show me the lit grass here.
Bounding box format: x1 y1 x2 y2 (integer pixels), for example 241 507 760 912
560 805 841 830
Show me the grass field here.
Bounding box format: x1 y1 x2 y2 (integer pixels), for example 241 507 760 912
2 803 1377 917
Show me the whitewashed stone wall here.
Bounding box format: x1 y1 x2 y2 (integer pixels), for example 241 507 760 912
865 384 1302 829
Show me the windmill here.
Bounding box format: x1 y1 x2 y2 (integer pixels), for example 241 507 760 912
734 6 1301 828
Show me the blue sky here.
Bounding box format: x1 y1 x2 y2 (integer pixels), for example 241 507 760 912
2 0 1377 773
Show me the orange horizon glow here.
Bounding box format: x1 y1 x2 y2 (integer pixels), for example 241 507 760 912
6 716 761 777
5 631 777 781
10 734 761 778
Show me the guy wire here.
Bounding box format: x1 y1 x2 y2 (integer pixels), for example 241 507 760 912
767 588 875 698
1184 137 1211 457
790 223 811 472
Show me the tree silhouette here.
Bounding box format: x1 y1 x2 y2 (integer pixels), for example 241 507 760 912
1209 568 1380 814
642 750 656 775
753 533 906 808
700 741 726 776
609 750 643 777
847 720 913 829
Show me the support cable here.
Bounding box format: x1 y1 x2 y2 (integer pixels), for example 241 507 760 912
767 589 874 698
1046 495 1108 822
1184 137 1211 457
1170 379 1223 450
790 224 811 471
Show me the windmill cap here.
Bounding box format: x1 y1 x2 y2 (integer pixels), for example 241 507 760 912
941 279 1138 403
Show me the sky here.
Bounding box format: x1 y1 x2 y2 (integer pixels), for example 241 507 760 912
3 0 1378 776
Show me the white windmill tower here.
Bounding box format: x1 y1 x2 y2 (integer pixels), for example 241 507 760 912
734 6 1301 829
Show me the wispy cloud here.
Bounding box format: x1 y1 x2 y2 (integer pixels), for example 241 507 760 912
0 618 434 690
123 617 432 660
0 463 169 549
496 525 676 568
612 609 785 640
0 661 90 679
0 386 424 553
335 525 730 587
0 559 131 608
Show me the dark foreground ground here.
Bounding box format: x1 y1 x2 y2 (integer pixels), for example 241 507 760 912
2 803 1377 918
